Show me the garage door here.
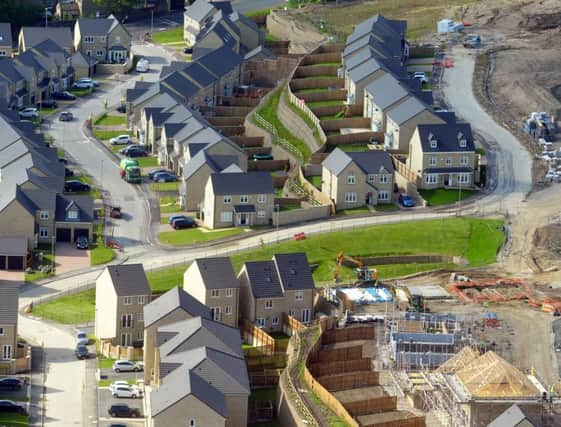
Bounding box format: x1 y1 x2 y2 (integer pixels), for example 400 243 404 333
0 256 5 270
56 228 71 242
74 229 89 241
7 256 24 271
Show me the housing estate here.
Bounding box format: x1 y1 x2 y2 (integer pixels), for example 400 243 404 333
183 257 240 327
238 252 315 331
203 171 274 229
322 147 395 210
94 264 151 347
0 282 19 370
18 27 73 54
74 15 132 64
0 23 13 57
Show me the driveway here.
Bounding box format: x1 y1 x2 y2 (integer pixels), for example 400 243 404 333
0 271 24 281
54 243 90 275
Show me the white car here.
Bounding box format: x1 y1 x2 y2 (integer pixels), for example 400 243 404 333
136 59 150 73
72 81 93 89
111 384 142 398
18 108 39 119
110 135 132 145
75 331 88 346
76 78 99 87
411 72 428 84
112 360 143 373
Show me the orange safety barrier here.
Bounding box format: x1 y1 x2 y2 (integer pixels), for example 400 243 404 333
293 232 306 240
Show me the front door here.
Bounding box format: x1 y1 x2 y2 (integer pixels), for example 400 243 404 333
2 345 11 360
238 213 248 226
120 333 132 347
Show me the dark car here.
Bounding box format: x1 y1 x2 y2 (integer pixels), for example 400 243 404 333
116 104 126 114
109 424 127 427
108 404 140 418
64 180 90 193
148 168 170 180
75 345 89 360
0 378 24 391
58 157 68 164
252 153 273 160
183 47 193 54
75 236 89 250
168 214 187 225
52 91 76 101
0 400 26 415
398 193 415 208
59 111 74 121
152 171 177 183
123 148 147 158
172 218 197 230
37 100 58 109
65 168 74 177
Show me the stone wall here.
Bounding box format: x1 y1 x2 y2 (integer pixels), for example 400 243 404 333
266 10 327 54
277 89 321 152
273 205 331 226
242 56 301 87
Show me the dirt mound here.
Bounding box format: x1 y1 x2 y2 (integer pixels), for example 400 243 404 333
522 12 561 31
534 224 561 253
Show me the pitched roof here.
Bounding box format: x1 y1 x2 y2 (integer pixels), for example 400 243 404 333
55 194 94 222
244 45 275 60
20 27 73 51
76 16 128 37
182 62 217 87
185 0 216 23
161 71 199 100
243 261 284 298
0 281 19 324
0 236 27 256
322 147 394 176
437 346 479 375
386 96 427 125
348 57 382 83
104 264 151 296
391 331 455 344
364 73 409 110
488 404 536 427
272 253 314 291
197 45 242 78
348 14 406 46
143 286 211 327
416 123 475 153
209 171 272 195
189 257 239 290
0 23 13 48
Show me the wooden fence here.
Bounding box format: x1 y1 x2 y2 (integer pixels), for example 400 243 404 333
297 166 335 212
217 96 261 107
100 341 143 361
230 136 264 147
241 319 275 355
290 78 344 91
287 88 327 144
298 89 347 103
311 104 363 118
214 125 245 136
207 116 245 126
320 117 371 131
282 313 307 337
300 52 342 66
244 146 272 156
321 325 375 345
247 159 290 172
308 345 363 363
249 369 282 387
327 131 384 145
294 65 340 78
344 396 397 416
361 417 426 427
318 371 380 392
392 155 420 184
246 353 287 372
309 358 372 377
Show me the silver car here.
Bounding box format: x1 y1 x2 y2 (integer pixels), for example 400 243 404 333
112 360 143 373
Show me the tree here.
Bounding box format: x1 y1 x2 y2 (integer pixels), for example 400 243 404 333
0 0 42 28
91 0 139 18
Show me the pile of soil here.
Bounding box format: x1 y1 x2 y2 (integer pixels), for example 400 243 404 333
522 12 561 32
533 224 561 254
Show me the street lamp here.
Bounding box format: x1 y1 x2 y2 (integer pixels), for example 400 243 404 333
275 204 280 242
45 8 48 28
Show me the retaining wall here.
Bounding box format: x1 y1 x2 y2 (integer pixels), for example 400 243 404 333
320 117 371 131
297 167 335 211
273 205 331 226
300 52 342 65
242 55 301 87
308 345 363 363
277 89 322 152
266 10 327 53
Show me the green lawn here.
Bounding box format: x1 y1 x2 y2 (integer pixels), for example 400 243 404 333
147 265 188 293
93 129 132 141
159 227 243 246
306 100 345 108
338 144 369 152
39 107 58 117
90 221 115 266
98 356 116 369
308 175 322 189
150 181 179 192
98 379 137 387
419 188 478 206
249 387 277 402
244 8 271 17
32 288 95 324
152 26 184 44
160 196 182 214
375 203 399 212
0 413 28 426
70 87 92 97
254 86 312 162
94 114 126 126
339 207 370 216
137 156 159 168
25 245 55 282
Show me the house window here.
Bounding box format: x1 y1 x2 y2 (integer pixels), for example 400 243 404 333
347 174 356 184
240 195 249 203
458 174 471 184
301 308 311 323
67 210 79 220
379 174 388 183
225 305 232 315
121 313 133 328
137 312 143 322
257 194 266 204
288 309 296 317
257 210 266 218
225 288 233 298
256 318 265 327
138 295 146 305
220 212 232 222
295 291 303 301
460 156 469 165
39 211 49 220
189 420 196 427
445 157 452 165
272 316 279 325
378 191 390 201
95 50 103 57
430 140 437 149
115 36 121 44
211 307 221 321
344 192 357 203
123 296 132 305
223 195 232 204
425 174 438 184
99 36 106 43
211 289 220 298
39 227 48 238
0 328 4 335
429 156 437 166
120 333 132 347
367 174 375 184
0 50 6 57
137 331 144 340
2 345 11 360
84 36 94 43
86 50 92 56
265 300 273 309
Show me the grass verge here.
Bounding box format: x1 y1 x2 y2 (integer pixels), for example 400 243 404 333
93 129 132 141
152 26 184 44
90 223 115 266
160 196 182 214
136 156 158 168
33 288 95 324
94 113 126 126
419 188 477 206
0 413 28 426
159 227 243 246
150 181 179 192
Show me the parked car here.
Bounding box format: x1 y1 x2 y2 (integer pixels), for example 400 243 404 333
148 168 170 180
58 157 68 165
107 404 140 418
0 400 26 415
109 381 132 393
52 91 76 101
59 111 73 121
72 81 93 90
252 153 273 160
64 168 74 177
136 58 150 73
0 378 24 391
75 331 88 346
108 424 128 427
121 148 146 158
411 72 428 84
18 108 38 119
112 360 142 373
64 180 90 193
110 135 132 145
172 218 197 230
76 78 99 87
398 193 416 207
168 214 187 225
112 384 142 399
75 345 89 360
37 100 58 109
75 236 89 250
116 104 126 113
183 47 193 54
152 171 177 183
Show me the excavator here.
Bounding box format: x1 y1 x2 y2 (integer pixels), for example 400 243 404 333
334 252 378 286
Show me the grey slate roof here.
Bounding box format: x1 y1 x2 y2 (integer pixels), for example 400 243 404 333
243 261 284 299
364 73 408 109
0 281 19 324
348 57 382 83
143 286 211 327
348 15 406 46
322 147 394 176
0 59 24 83
0 185 37 215
76 16 127 37
190 257 239 289
244 45 275 60
0 236 27 256
197 45 242 79
0 23 13 48
182 62 216 87
272 253 314 291
345 46 375 70
55 194 94 222
185 0 215 23
416 123 475 153
488 404 535 427
20 27 73 51
105 264 151 296
210 171 272 195
161 71 199 99
386 96 427 125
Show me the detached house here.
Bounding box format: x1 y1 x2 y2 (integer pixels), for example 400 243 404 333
203 171 274 229
95 264 151 348
183 0 218 47
74 15 132 64
407 123 477 189
238 253 315 331
183 257 240 327
322 148 394 210
18 27 73 55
